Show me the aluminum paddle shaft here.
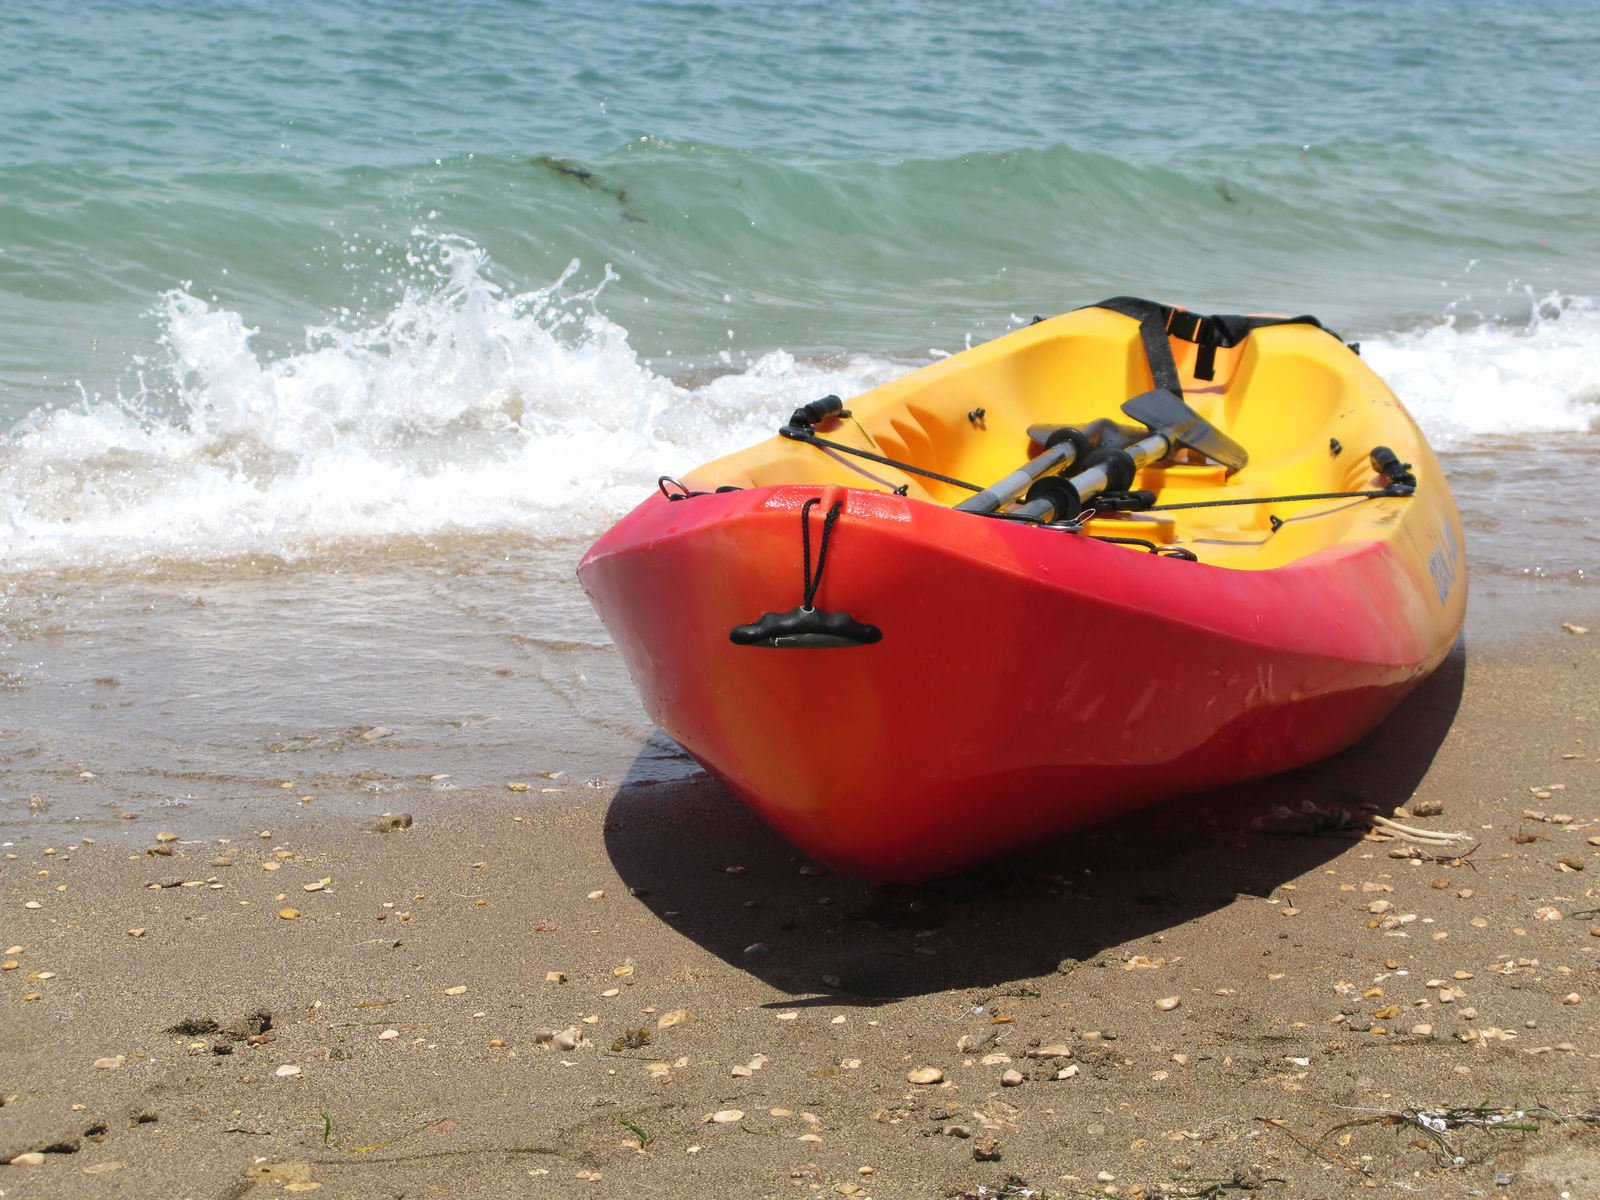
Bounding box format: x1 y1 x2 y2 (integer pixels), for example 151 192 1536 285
954 417 1126 515
1006 389 1247 524
1007 431 1171 523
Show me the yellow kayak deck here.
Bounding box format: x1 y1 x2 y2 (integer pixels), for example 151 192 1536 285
684 304 1447 574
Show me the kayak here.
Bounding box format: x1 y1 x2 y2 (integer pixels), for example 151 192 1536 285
577 298 1467 882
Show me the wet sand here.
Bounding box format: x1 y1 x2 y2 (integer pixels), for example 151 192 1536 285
3 623 1598 1198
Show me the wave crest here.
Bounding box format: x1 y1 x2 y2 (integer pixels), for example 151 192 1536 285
0 236 901 567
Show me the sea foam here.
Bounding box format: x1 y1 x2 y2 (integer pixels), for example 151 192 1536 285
1362 293 1600 446
0 237 901 568
1 239 1594 568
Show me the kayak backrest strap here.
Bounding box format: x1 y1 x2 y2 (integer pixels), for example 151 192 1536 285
1087 297 1351 390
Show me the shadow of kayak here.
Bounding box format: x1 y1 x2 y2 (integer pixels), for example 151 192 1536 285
602 639 1466 1002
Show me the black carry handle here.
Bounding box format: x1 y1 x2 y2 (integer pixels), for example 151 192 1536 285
730 605 883 649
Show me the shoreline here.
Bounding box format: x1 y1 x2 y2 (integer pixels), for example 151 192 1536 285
4 625 1598 1196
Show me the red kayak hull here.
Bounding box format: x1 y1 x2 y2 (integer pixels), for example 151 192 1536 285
578 482 1462 882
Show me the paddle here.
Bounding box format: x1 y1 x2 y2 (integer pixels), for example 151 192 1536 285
953 417 1131 514
1005 389 1246 524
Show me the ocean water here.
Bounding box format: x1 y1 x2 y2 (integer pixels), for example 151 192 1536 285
2 1 1596 836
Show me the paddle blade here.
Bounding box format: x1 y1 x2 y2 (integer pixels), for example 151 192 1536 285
1121 389 1248 471
1026 418 1141 450
1026 423 1072 447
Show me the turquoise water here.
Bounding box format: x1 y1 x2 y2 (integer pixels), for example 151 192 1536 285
3 0 1598 563
5 1 1600 408
2 1 1596 834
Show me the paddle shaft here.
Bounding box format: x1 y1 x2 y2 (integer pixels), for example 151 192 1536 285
1007 432 1171 523
953 439 1081 514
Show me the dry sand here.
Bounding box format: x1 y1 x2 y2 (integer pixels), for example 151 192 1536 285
3 626 1599 1198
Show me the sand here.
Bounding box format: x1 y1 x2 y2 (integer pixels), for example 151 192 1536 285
3 626 1598 1198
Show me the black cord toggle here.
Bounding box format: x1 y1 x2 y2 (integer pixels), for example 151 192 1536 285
729 497 883 648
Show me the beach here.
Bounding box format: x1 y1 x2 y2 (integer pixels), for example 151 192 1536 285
5 2 1600 1195
3 609 1598 1197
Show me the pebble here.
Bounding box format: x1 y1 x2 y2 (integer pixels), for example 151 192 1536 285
377 1029 400 1040
1155 996 1181 1012
444 986 467 996
1563 993 1582 1005
907 1066 944 1085
710 1109 744 1123
587 890 605 900
1558 855 1586 871
92 1055 125 1070
1411 1024 1433 1037
278 908 301 920
554 1030 580 1051
657 1009 693 1030
1000 1069 1023 1087
275 1064 302 1078
372 813 413 833
8 1152 45 1167
1410 797 1445 816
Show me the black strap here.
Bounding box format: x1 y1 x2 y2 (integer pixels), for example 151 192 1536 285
1087 297 1345 391
1093 297 1187 396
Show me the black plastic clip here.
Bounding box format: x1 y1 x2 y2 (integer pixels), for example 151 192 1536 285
1370 445 1417 494
1092 490 1156 513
